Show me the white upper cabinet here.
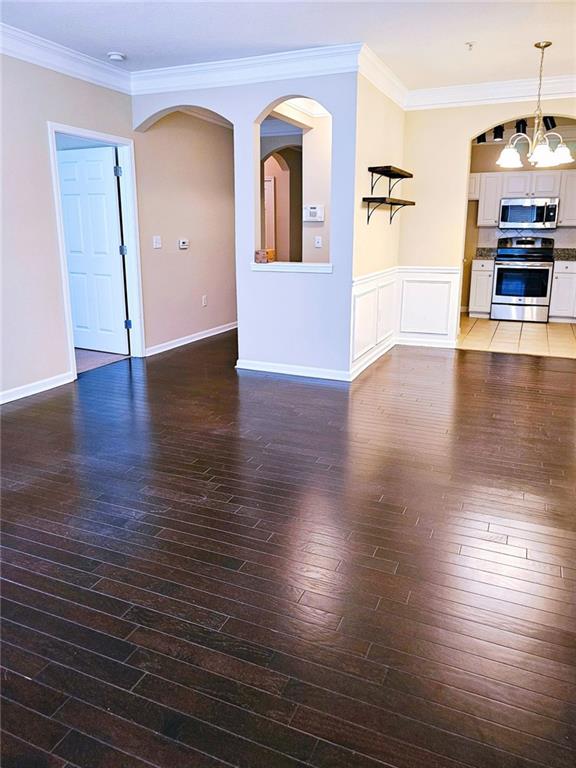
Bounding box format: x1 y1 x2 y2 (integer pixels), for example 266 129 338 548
501 173 532 197
468 173 481 201
477 173 503 226
476 169 573 227
500 170 561 198
531 171 562 198
559 170 576 226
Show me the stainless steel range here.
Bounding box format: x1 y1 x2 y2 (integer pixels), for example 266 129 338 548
491 237 555 323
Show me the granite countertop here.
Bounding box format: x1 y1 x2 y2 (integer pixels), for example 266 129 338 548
474 247 576 261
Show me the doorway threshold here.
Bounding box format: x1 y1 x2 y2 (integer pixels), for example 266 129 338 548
75 349 129 374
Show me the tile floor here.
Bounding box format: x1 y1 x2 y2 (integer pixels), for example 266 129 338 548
457 315 576 358
75 348 128 373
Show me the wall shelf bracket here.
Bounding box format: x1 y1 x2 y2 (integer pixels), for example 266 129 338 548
364 166 414 224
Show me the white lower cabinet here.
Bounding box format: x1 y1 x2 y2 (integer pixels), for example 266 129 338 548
550 262 576 318
469 261 494 314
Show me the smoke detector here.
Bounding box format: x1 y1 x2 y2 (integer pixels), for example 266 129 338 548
107 51 126 62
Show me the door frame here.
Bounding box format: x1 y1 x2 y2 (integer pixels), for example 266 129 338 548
47 121 146 378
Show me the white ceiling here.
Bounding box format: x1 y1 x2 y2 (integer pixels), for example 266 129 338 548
1 1 575 89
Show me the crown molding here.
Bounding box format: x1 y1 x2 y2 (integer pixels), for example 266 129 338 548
130 43 363 95
0 23 131 93
357 45 408 108
406 74 576 110
1 23 574 113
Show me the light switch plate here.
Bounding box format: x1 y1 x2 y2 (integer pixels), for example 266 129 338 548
152 235 162 249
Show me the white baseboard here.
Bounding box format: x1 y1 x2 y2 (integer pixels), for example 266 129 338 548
145 321 237 356
236 359 351 381
395 336 457 348
350 332 396 379
0 370 75 405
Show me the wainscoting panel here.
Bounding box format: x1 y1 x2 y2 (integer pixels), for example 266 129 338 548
350 266 461 379
396 267 461 347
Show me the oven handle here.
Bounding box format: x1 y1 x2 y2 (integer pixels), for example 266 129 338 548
495 262 553 268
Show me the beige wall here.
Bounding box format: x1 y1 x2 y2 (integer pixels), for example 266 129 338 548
134 111 236 347
263 154 290 261
398 97 576 269
461 202 479 308
1 55 236 396
302 114 332 263
1 55 133 393
353 75 406 278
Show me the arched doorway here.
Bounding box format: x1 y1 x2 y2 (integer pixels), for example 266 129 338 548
133 106 237 354
458 114 576 357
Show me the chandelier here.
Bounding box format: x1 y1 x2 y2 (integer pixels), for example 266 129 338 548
496 42 574 169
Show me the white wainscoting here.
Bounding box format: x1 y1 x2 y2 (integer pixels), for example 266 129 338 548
396 267 461 347
350 269 396 378
350 265 461 378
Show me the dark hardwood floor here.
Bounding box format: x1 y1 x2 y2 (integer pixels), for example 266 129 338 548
2 331 576 768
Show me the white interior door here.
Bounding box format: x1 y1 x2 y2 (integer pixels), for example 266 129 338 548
58 146 129 354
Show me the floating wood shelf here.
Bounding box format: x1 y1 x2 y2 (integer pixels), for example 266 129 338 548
363 196 415 224
364 166 414 223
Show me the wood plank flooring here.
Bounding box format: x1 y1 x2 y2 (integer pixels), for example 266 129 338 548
1 332 576 768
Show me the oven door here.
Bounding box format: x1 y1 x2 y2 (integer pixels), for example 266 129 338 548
492 262 553 306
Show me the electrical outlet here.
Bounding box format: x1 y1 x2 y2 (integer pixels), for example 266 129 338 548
314 236 323 248
152 235 162 249
202 295 208 307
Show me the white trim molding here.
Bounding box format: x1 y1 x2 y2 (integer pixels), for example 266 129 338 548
250 262 333 274
236 359 351 382
47 122 146 378
2 25 574 110
1 24 131 93
0 371 75 405
406 74 576 111
146 322 238 357
131 43 363 95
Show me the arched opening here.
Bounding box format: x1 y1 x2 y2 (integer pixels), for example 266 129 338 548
256 97 332 264
458 114 576 357
133 106 237 352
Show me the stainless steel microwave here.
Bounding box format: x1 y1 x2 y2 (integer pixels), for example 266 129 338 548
499 198 559 229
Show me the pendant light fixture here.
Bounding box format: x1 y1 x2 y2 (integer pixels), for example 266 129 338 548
496 42 574 169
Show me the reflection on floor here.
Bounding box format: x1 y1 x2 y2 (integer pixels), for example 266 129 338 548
458 316 576 358
75 348 128 373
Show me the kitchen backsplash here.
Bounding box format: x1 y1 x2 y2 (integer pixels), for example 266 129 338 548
477 227 576 247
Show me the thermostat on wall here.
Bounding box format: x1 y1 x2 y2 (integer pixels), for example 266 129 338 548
303 205 325 222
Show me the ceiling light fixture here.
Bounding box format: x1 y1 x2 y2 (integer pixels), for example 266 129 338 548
107 51 126 62
515 119 528 135
497 42 574 168
476 133 487 144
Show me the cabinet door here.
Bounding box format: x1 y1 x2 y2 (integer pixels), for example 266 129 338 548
501 173 531 197
549 272 576 317
468 174 481 201
477 174 503 227
531 171 562 198
559 171 576 226
469 269 494 312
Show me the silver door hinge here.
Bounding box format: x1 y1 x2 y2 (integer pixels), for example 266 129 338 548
114 165 123 177
119 244 128 256
124 319 132 330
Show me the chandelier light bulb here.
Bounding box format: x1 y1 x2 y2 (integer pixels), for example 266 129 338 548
496 145 523 168
552 142 575 165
